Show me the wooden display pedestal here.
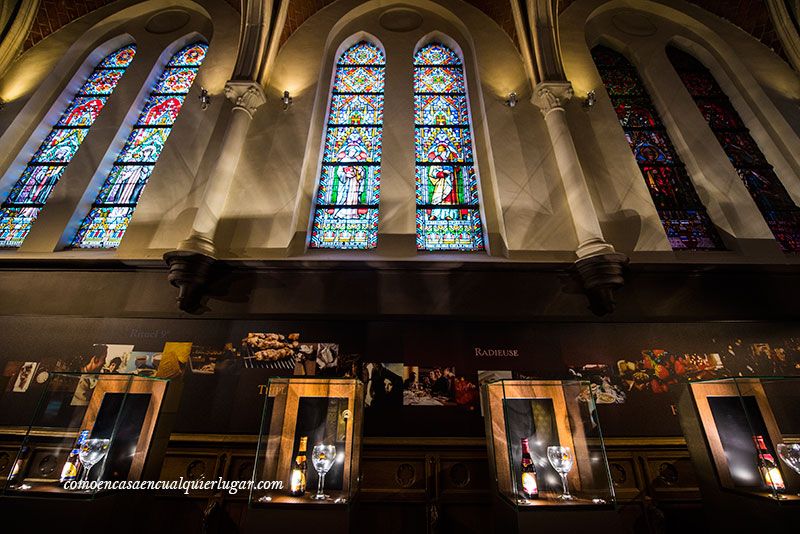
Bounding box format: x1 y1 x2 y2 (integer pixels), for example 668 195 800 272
492 494 620 534
678 386 800 532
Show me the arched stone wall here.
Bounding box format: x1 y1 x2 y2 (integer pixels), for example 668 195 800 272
219 0 576 260
560 0 800 262
0 0 240 259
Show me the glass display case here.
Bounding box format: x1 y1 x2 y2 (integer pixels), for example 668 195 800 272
683 376 800 501
3 372 170 498
250 377 364 506
482 379 615 508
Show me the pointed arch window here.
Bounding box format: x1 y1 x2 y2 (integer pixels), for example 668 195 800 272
414 43 484 251
309 41 384 250
0 44 137 248
667 46 800 252
592 45 723 250
71 42 207 249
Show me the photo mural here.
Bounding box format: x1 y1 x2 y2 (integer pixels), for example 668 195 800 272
0 317 798 437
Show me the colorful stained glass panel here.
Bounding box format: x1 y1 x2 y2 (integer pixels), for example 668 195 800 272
641 165 703 210
714 131 768 167
57 97 108 126
600 70 645 97
593 45 723 251
323 127 382 163
415 209 483 251
339 42 384 65
99 45 136 68
72 207 134 248
118 128 170 163
333 66 384 93
0 207 41 247
737 169 796 211
416 127 473 163
667 45 800 252
414 67 465 94
676 71 721 97
614 100 659 129
764 210 800 252
659 210 723 250
310 208 378 249
136 95 185 126
414 44 460 66
415 94 469 125
153 68 197 94
625 130 677 164
95 165 154 205
317 165 380 206
415 165 478 205
0 44 136 248
72 42 206 249
696 100 741 129
310 41 384 250
32 128 88 163
168 43 208 67
6 166 66 205
413 42 484 252
79 69 125 95
328 94 383 124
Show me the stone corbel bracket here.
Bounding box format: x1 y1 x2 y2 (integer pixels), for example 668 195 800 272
571 253 629 316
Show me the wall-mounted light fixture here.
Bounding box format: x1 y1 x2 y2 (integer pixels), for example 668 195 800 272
199 88 211 111
504 92 518 108
282 90 293 110
583 90 597 110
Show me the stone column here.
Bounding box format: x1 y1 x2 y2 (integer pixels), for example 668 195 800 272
533 81 628 314
164 80 266 312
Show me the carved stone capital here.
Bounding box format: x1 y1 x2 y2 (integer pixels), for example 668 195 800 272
532 81 574 116
223 80 266 118
571 252 629 316
164 250 217 314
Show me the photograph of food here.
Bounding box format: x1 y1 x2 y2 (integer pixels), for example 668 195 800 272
616 349 723 394
242 332 301 370
122 351 161 376
569 363 626 404
12 361 39 393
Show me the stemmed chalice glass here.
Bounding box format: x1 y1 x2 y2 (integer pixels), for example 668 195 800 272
78 438 111 484
777 443 800 496
547 446 575 500
311 444 336 500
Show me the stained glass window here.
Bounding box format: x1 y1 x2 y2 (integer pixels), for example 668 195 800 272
71 42 207 249
0 44 136 248
309 41 384 249
414 43 484 251
592 46 723 250
667 46 800 252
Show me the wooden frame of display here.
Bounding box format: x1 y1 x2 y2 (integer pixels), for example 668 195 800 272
262 379 361 500
77 375 168 481
484 380 588 500
688 379 783 490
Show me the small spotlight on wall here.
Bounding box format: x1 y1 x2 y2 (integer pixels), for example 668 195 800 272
504 92 518 108
198 88 211 111
583 90 597 110
282 90 293 110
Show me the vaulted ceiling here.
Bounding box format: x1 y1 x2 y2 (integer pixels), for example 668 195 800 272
18 0 787 62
